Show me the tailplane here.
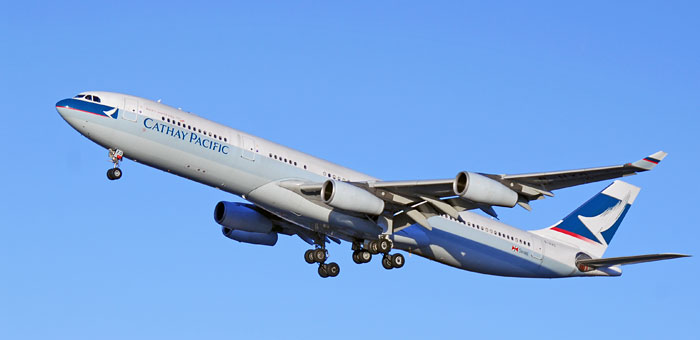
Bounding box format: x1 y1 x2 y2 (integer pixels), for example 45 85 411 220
535 180 640 258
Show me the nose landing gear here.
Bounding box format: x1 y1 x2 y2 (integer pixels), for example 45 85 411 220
106 149 124 180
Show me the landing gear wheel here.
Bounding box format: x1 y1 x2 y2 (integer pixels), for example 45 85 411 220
352 250 362 264
313 248 327 263
368 240 379 254
359 250 372 263
318 264 329 278
326 262 340 277
391 253 405 268
382 255 393 270
106 168 122 180
304 249 315 264
378 239 391 253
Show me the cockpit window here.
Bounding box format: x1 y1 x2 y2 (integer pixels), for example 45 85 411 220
74 94 85 98
85 95 93 101
92 96 101 103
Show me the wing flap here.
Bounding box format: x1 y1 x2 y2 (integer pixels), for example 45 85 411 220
577 253 689 268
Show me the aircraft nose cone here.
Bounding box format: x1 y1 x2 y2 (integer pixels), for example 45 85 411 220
56 98 71 117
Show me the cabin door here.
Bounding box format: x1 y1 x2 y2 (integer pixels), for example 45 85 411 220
122 98 138 122
241 135 256 161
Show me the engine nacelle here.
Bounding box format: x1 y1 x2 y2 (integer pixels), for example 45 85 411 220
222 228 278 246
452 172 518 207
321 180 385 215
214 201 274 233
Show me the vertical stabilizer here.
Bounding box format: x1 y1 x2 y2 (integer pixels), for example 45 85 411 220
535 181 640 258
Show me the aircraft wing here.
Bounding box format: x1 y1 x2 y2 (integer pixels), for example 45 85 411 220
362 150 666 205
296 151 666 231
576 253 690 268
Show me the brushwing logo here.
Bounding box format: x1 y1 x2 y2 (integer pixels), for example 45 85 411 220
103 107 118 119
578 193 630 245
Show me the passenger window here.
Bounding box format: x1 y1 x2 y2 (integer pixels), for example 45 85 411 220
224 138 227 142
304 165 307 169
162 117 165 121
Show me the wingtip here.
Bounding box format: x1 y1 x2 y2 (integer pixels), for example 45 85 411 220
630 151 667 170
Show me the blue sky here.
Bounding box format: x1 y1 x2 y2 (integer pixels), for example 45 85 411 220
1 1 698 339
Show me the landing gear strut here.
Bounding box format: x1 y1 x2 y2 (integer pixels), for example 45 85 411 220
106 148 123 180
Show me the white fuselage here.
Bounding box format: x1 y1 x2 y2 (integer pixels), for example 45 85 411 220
56 91 619 278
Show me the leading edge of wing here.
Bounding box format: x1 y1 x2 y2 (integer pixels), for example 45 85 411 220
502 151 667 180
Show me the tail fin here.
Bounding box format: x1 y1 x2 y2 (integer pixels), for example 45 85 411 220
535 180 640 258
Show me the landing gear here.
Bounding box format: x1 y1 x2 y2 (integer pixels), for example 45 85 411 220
367 238 392 255
352 249 372 264
107 148 124 181
381 253 405 270
107 168 122 180
304 244 339 278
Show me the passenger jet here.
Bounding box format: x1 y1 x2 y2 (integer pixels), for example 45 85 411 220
56 91 688 278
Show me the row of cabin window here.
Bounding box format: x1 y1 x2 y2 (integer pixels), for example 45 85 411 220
75 94 101 103
269 153 307 169
161 116 227 142
467 221 531 247
323 172 347 181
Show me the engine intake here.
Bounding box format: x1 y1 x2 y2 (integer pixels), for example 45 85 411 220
453 172 518 207
214 201 274 234
321 180 385 215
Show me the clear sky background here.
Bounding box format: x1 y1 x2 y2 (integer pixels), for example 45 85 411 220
1 1 698 339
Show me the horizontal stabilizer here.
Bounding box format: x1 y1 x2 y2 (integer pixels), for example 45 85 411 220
577 253 689 268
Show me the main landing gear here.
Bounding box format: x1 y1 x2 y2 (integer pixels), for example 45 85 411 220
304 247 340 278
355 238 405 270
106 148 123 180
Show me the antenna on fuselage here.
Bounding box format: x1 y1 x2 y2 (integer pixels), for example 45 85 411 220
157 99 162 103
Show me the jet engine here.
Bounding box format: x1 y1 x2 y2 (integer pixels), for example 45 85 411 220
221 227 278 246
321 180 385 215
214 201 278 246
452 172 518 207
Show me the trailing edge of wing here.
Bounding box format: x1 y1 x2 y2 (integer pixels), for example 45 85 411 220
576 253 690 268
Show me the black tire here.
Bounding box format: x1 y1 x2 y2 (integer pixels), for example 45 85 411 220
112 168 122 179
391 253 405 268
313 248 327 263
359 250 372 263
304 249 315 264
327 262 340 277
378 239 391 253
106 169 115 180
318 264 329 278
352 250 362 264
382 255 393 270
368 240 379 254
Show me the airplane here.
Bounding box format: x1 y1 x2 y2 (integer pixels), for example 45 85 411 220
56 91 688 278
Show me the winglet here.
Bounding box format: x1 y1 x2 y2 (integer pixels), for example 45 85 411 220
630 151 667 171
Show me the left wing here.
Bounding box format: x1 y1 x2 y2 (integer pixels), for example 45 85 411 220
296 151 666 231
